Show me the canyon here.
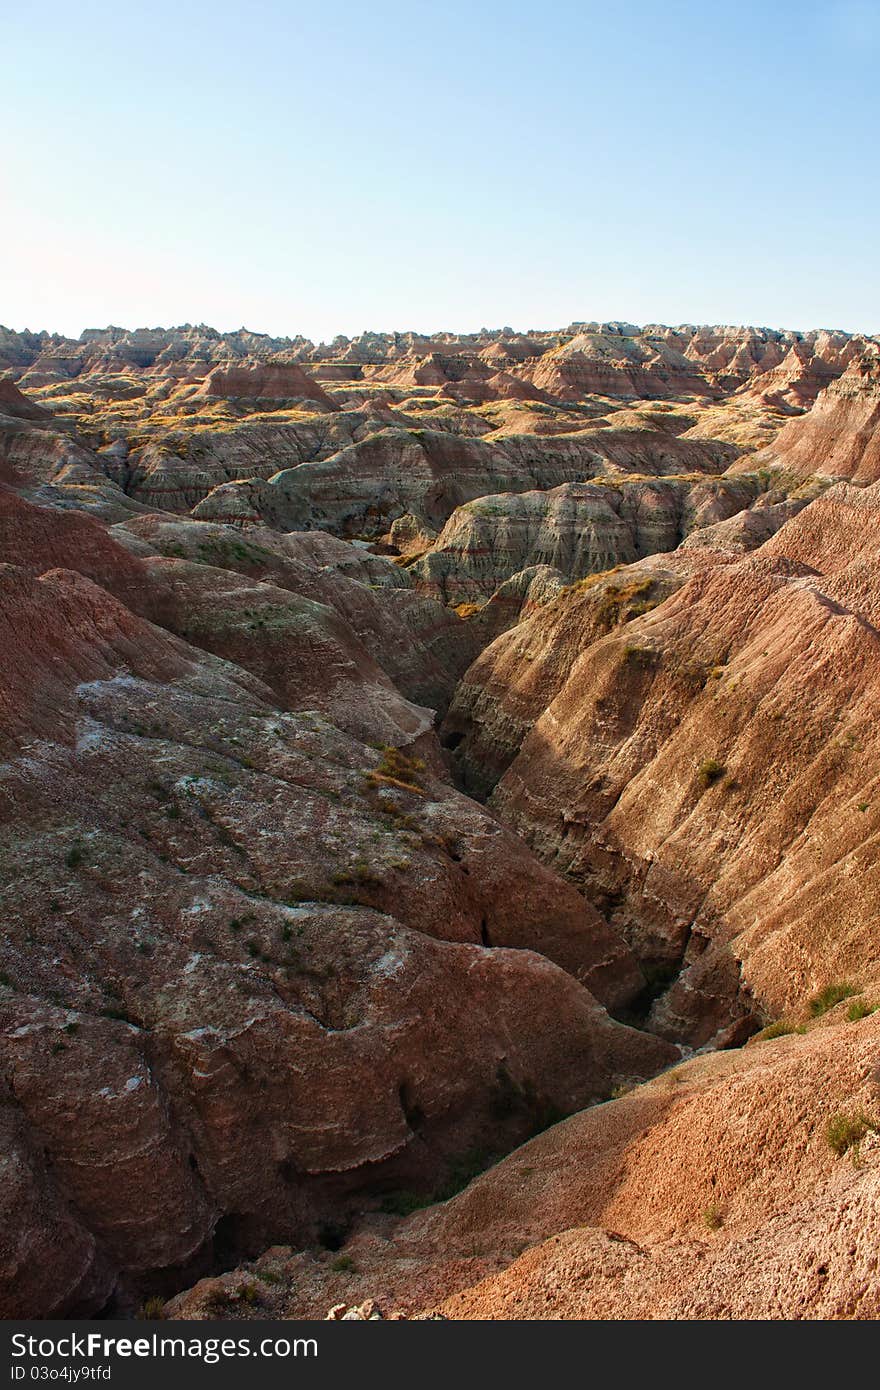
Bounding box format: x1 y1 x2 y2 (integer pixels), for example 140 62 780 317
1 320 879 1320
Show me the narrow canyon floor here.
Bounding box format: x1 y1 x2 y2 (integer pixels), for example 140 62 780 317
1 321 879 1320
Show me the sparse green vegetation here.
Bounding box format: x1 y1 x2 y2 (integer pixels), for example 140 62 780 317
570 574 659 627
847 999 877 1022
809 982 859 1017
331 1255 357 1273
364 745 426 795
65 844 84 869
138 1296 166 1320
331 859 383 891
627 598 662 618
754 1019 806 1042
703 1204 724 1231
697 757 725 788
194 536 276 569
623 642 660 668
825 1111 879 1158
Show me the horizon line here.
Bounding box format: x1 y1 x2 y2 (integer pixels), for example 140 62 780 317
3 319 879 346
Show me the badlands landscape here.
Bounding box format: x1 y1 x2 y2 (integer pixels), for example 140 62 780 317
2 318 880 1320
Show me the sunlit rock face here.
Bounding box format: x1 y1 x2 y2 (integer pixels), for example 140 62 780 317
1 318 879 1320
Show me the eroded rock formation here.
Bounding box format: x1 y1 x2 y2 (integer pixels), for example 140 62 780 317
2 318 879 1322
749 347 880 484
166 1011 880 1320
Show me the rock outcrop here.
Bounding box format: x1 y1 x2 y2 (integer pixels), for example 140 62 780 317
5 317 880 1325
113 514 477 714
192 428 590 537
457 485 880 1045
411 476 760 605
0 375 53 423
441 550 719 798
165 1011 880 1320
749 348 880 484
199 363 338 411
0 487 676 1318
192 426 742 542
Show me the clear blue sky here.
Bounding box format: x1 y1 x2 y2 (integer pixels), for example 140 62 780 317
3 0 879 341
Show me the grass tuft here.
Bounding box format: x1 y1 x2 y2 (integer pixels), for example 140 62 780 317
754 1019 806 1042
138 1296 166 1320
809 982 859 1017
825 1111 879 1158
847 999 877 1022
703 1204 724 1231
697 757 725 788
